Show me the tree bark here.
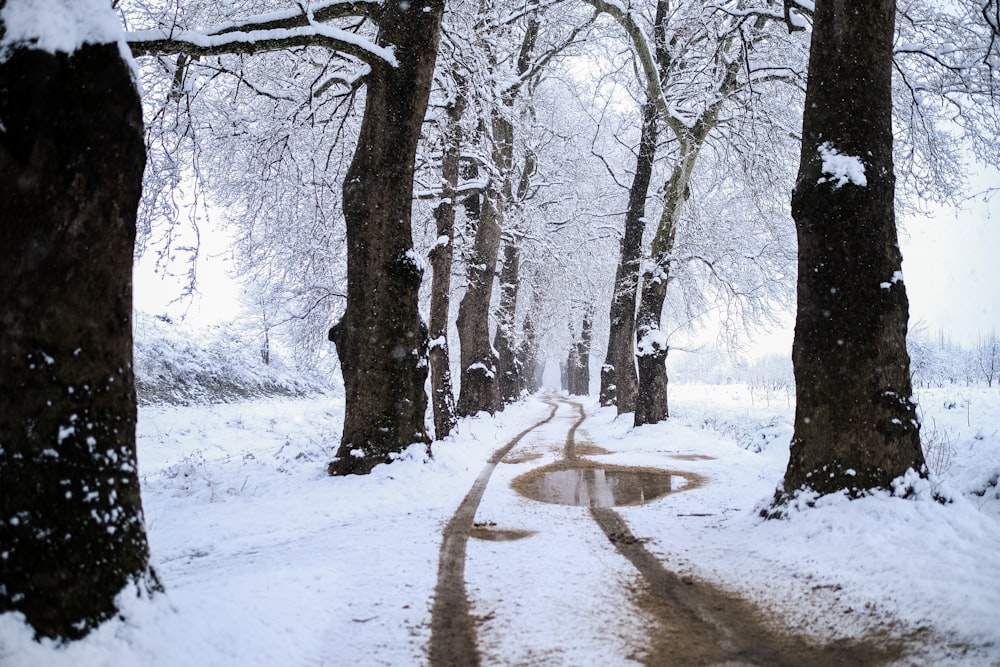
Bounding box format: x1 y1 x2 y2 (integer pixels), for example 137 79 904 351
456 15 541 417
633 145 699 426
328 0 444 474
778 0 925 499
568 311 594 396
428 81 465 441
493 240 521 406
600 100 658 413
0 42 160 639
456 112 512 417
517 313 541 395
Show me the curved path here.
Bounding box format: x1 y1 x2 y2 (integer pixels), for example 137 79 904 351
428 398 904 666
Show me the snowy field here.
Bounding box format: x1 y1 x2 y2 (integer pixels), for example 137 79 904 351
2 383 999 666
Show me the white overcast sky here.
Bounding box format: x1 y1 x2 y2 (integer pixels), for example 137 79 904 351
900 164 1000 346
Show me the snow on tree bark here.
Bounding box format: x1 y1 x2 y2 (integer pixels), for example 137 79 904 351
600 100 658 413
777 0 926 501
567 310 593 396
0 40 160 639
493 240 522 407
327 0 444 474
428 78 465 441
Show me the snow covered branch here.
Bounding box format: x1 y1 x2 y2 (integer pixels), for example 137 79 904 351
126 1 394 67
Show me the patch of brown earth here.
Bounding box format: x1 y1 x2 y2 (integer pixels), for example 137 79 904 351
574 441 613 456
670 453 716 461
502 452 544 464
592 508 907 667
469 526 536 541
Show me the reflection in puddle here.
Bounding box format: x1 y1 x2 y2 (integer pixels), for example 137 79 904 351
514 466 679 507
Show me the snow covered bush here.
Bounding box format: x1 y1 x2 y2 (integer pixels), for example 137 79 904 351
133 312 336 405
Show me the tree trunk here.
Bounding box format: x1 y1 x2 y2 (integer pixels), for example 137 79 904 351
428 80 465 441
634 274 670 424
457 15 540 416
779 0 925 499
517 314 541 395
568 311 594 396
328 0 444 475
600 100 658 413
0 42 160 639
456 112 513 417
633 146 699 426
493 240 521 406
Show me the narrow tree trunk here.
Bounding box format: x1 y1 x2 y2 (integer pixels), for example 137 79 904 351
569 310 594 396
0 42 160 639
493 240 521 406
328 1 444 474
600 100 658 412
629 0 741 427
779 0 925 499
493 144 535 408
517 314 541 395
428 81 465 440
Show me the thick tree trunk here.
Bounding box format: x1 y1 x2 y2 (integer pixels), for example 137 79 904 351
0 42 159 639
779 0 925 499
428 82 465 441
633 147 699 426
600 100 658 412
455 188 502 416
457 16 539 416
456 112 513 417
634 274 670 424
328 1 444 474
493 240 521 406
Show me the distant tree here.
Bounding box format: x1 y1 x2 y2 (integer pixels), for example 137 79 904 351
566 310 594 396
600 99 657 412
586 0 804 425
974 331 999 387
0 6 160 638
774 0 927 504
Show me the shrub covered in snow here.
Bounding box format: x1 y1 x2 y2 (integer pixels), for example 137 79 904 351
133 312 337 405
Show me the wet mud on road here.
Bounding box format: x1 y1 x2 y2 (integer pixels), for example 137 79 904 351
428 398 908 666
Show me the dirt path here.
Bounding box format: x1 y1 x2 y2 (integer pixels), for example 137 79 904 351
428 398 906 666
428 401 558 666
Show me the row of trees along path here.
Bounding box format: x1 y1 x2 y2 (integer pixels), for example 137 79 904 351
2 0 998 642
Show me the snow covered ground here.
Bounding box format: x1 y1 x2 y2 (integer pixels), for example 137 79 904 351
2 383 999 666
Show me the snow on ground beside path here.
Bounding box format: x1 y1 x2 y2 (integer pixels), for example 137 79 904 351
581 384 1000 666
0 397 555 667
1 384 998 665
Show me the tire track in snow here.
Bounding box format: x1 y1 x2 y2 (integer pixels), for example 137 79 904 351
559 403 905 667
432 397 903 666
428 399 559 667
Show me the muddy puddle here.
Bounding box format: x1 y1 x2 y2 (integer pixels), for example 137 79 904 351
469 525 536 541
513 462 700 507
